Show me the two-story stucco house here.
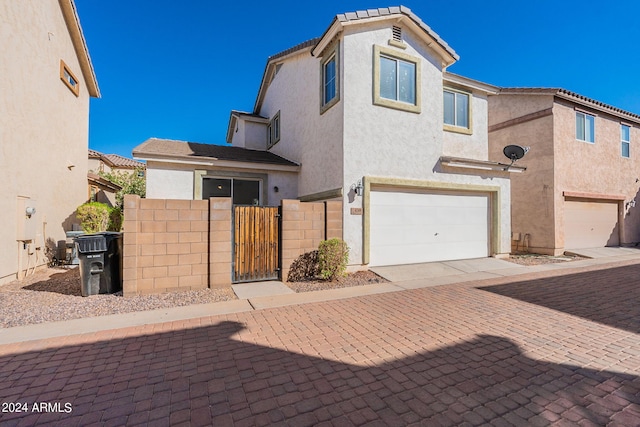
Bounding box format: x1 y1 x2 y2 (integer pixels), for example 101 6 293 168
488 88 640 255
138 6 523 268
0 0 100 283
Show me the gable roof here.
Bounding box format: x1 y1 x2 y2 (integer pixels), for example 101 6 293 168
59 0 100 98
133 138 299 168
89 150 145 169
498 88 640 124
253 5 458 113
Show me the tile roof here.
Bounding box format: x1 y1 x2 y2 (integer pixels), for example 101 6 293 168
133 138 299 167
102 154 145 169
268 38 321 62
499 88 640 122
330 6 458 61
88 149 102 158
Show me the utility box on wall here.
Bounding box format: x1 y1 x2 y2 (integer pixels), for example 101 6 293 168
16 197 38 241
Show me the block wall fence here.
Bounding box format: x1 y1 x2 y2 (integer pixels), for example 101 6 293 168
122 195 343 296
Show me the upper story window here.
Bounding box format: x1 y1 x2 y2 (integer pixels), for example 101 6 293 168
320 42 340 114
60 60 79 97
267 111 280 149
373 45 421 113
323 55 336 105
621 124 631 158
443 89 471 133
576 111 595 143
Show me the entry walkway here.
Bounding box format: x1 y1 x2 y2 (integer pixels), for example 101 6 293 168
2 254 640 425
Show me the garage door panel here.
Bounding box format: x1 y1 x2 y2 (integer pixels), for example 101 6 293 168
564 200 619 249
370 190 489 266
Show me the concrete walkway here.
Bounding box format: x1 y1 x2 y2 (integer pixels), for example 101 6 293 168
3 249 640 346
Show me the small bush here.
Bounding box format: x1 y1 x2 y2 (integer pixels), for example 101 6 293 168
108 206 123 232
318 238 349 281
287 250 319 282
76 202 109 233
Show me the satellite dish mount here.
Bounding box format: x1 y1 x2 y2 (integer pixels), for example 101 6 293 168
503 145 529 170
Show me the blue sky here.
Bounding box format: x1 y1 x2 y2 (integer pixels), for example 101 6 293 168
75 1 640 159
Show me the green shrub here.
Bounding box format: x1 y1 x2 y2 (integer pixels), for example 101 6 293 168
76 202 109 233
108 206 123 232
318 238 349 281
287 250 319 282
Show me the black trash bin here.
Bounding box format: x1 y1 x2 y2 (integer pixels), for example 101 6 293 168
75 232 123 296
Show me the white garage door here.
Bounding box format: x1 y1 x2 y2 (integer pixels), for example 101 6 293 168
370 189 489 266
564 200 619 249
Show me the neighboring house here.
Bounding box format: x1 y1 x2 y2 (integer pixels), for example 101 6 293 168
488 89 640 255
0 0 100 283
139 6 522 268
87 149 145 206
88 149 146 176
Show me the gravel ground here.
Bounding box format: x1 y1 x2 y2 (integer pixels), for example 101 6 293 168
0 254 581 329
0 267 236 328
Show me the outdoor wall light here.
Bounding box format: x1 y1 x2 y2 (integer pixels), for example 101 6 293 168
627 200 636 209
25 207 36 217
351 180 364 196
273 186 279 193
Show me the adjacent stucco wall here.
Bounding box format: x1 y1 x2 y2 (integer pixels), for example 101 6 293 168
488 94 556 253
489 93 640 254
244 121 267 150
341 23 511 263
0 0 91 283
553 102 640 247
145 160 298 206
258 49 344 198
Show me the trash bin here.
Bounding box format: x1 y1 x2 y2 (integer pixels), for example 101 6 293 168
75 232 122 296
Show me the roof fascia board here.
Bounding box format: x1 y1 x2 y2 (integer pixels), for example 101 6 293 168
311 19 342 57
226 115 237 143
399 16 457 66
138 155 300 172
443 72 499 95
58 0 100 97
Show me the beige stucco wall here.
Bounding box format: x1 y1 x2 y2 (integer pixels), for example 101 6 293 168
341 23 511 263
489 94 640 254
488 102 556 253
258 49 344 199
442 92 490 160
145 160 298 206
0 0 92 283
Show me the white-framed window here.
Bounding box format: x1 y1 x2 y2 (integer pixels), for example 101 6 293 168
380 55 416 104
443 89 470 129
373 45 421 113
267 111 280 149
576 111 595 143
622 124 630 158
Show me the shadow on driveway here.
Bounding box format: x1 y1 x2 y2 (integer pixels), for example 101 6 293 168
479 263 640 335
1 321 639 426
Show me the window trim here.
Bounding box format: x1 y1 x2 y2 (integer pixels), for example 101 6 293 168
621 124 631 158
372 45 421 114
575 110 595 143
267 111 281 149
320 41 340 114
443 87 473 135
201 175 263 206
60 60 80 97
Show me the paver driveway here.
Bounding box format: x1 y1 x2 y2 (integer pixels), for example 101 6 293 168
2 261 640 426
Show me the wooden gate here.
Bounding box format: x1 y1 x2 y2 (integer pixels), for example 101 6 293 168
233 206 280 283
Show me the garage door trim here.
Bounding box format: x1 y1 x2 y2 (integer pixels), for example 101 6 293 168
362 176 502 265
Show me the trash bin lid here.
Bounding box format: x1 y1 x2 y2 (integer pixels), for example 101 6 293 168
75 234 107 253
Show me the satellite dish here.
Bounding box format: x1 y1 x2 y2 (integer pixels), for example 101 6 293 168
502 145 529 170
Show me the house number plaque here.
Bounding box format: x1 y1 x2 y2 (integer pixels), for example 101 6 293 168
350 208 363 215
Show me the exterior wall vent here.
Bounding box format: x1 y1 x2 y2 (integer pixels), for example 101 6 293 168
392 26 402 42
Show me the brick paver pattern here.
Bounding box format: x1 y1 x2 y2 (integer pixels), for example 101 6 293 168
2 261 640 426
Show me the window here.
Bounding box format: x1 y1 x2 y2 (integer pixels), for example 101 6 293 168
622 124 630 158
59 60 79 96
373 46 421 113
443 89 470 130
320 42 340 114
576 111 595 143
267 111 280 149
202 177 261 205
323 55 337 105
